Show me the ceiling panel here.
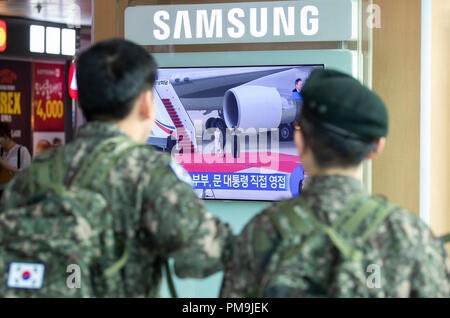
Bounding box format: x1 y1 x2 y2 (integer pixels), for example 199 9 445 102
0 0 92 26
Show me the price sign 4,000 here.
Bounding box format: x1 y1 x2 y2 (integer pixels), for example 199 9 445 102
35 99 64 121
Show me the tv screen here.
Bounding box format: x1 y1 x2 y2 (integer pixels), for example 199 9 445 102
148 64 324 201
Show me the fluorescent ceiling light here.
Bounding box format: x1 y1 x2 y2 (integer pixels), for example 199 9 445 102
62 28 76 56
30 25 45 53
46 27 60 54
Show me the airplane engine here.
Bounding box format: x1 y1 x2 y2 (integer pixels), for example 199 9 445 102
223 85 285 129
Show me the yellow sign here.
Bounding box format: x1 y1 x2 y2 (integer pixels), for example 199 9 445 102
0 20 6 52
0 29 6 48
0 91 21 115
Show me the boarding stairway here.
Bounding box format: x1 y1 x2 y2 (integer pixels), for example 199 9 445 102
154 81 197 153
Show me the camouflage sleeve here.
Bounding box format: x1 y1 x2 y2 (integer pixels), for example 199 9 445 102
382 210 450 297
409 223 450 297
142 155 233 279
220 207 281 298
0 170 30 211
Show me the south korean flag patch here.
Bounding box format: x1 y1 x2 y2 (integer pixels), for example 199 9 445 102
7 262 45 290
169 159 193 186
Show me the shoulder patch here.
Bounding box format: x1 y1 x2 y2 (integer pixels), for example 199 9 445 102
7 262 45 290
169 159 193 186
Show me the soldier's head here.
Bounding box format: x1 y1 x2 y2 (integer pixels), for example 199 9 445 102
76 38 157 142
294 69 388 177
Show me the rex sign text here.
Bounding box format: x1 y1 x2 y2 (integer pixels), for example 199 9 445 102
0 92 21 115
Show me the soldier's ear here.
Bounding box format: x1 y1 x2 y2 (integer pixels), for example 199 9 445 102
366 137 386 160
294 129 308 157
138 89 155 120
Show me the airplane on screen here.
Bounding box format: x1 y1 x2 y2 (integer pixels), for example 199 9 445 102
148 65 322 151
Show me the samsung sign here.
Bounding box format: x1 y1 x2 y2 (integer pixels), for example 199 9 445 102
125 0 356 45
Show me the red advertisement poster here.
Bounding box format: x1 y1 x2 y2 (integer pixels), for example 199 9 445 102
33 63 65 132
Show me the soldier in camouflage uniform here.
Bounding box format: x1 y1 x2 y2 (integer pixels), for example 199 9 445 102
220 69 450 298
0 39 232 297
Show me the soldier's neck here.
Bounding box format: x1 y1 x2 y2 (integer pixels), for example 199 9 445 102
113 120 146 143
310 165 362 180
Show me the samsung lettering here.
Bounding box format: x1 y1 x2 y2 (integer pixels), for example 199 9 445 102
125 0 353 45
153 6 319 41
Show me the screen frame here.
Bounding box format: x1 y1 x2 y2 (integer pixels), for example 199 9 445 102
152 49 354 73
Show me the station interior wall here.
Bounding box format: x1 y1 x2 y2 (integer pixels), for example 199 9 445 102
90 0 450 295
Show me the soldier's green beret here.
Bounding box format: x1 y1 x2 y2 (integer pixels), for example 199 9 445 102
300 69 388 139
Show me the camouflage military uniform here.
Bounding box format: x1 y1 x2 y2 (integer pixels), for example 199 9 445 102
220 175 450 298
0 121 232 297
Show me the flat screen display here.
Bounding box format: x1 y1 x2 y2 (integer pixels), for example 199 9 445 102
148 64 324 201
